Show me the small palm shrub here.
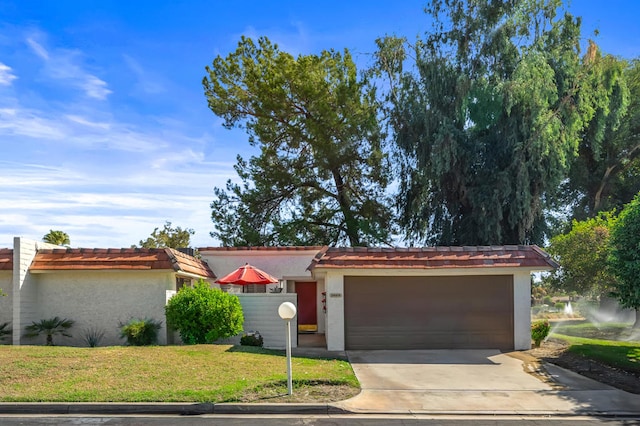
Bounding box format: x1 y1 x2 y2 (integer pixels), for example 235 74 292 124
82 327 106 347
24 317 74 346
0 321 11 342
531 319 551 347
119 318 162 346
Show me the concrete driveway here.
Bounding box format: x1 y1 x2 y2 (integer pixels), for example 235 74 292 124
334 349 640 415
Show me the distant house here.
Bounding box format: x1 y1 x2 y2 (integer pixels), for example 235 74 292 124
2 238 557 351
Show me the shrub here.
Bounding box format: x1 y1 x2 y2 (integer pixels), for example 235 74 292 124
554 302 565 311
24 316 74 346
240 331 264 347
119 318 162 346
542 296 553 306
165 279 244 344
82 327 106 347
531 319 551 347
0 321 11 342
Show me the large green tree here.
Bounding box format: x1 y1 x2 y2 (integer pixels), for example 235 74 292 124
545 212 616 299
135 221 194 249
203 36 392 247
374 0 627 245
561 58 638 220
608 192 640 327
42 230 70 246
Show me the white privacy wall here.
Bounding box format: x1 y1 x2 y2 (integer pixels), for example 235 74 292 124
33 270 175 346
222 293 298 349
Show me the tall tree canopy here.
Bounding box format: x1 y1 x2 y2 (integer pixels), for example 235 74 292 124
608 192 640 327
204 36 392 247
374 0 627 245
561 58 637 220
135 221 194 249
42 230 70 246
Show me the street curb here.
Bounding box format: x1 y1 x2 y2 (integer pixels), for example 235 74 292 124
2 403 640 417
0 402 351 416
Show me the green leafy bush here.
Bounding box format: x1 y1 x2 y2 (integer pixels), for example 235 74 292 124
554 302 565 311
531 319 551 347
165 279 244 344
240 331 263 347
24 316 74 346
119 318 162 346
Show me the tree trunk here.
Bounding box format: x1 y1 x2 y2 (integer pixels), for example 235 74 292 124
331 168 361 246
46 334 53 346
634 309 640 329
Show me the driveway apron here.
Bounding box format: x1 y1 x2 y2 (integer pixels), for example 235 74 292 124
334 349 640 415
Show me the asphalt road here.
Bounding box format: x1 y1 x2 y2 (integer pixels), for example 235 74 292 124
0 415 639 425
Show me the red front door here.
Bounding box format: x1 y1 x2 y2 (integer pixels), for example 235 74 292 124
296 281 317 332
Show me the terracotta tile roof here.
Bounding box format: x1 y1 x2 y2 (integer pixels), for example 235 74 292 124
199 246 325 252
0 249 12 271
30 248 215 278
308 245 558 270
166 248 216 278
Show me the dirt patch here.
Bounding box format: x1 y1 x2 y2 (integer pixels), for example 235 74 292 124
231 382 360 403
518 338 640 395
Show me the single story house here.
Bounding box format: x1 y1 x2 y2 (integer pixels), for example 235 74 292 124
2 238 557 351
3 237 215 346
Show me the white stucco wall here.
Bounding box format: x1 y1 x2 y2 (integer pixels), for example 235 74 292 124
12 238 62 345
199 249 319 285
33 270 175 346
513 272 532 350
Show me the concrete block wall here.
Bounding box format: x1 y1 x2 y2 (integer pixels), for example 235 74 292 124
35 270 175 346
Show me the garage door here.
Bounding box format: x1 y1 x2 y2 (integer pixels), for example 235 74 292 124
344 275 514 350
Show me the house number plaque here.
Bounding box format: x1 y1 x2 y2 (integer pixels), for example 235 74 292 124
329 293 342 298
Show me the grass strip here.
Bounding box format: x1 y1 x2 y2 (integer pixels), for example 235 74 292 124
0 345 358 402
551 333 640 373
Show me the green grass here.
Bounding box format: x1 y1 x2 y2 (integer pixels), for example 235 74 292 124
0 345 358 402
550 321 640 374
551 321 636 341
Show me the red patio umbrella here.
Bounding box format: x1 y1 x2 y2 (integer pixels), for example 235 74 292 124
215 263 279 285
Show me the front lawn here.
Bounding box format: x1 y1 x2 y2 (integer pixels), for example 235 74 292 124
550 321 640 374
0 345 358 403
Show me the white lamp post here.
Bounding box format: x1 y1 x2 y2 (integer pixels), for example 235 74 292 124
278 301 297 395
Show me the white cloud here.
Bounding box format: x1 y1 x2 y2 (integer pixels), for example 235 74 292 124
26 37 49 60
0 63 17 85
26 35 112 100
123 54 165 94
0 107 68 139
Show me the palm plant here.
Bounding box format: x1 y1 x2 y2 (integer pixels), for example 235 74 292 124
24 317 74 346
0 321 11 342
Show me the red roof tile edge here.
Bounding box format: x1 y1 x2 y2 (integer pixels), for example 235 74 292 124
29 248 215 278
308 245 558 270
0 248 13 271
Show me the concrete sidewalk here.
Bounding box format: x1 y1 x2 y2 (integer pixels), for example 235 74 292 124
1 351 639 416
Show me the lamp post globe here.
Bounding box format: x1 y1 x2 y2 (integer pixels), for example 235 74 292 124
278 301 297 320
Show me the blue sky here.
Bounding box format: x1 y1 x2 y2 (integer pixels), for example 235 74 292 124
1 1 638 249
